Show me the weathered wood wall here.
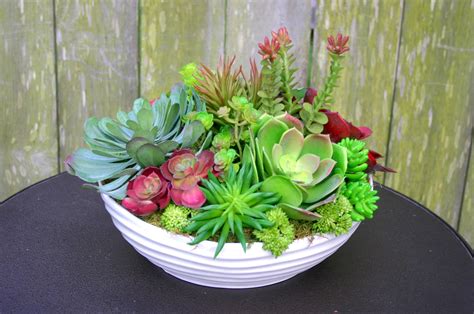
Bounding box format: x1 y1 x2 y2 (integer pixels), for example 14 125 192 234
0 0 472 246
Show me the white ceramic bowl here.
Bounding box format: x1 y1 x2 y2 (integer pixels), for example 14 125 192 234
101 193 360 289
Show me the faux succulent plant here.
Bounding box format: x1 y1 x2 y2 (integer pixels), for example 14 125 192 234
160 149 214 209
342 181 379 221
338 138 369 182
65 86 207 199
253 207 295 257
253 117 344 204
122 167 170 216
313 195 353 236
185 162 279 257
65 26 394 258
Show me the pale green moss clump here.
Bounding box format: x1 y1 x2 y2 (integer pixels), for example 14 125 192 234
253 208 295 257
313 195 353 236
160 204 191 233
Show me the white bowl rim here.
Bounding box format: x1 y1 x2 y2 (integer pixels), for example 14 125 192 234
101 192 361 260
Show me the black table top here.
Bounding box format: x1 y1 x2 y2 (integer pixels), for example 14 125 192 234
1 173 472 312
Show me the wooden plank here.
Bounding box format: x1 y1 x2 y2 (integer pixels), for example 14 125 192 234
140 0 225 98
0 0 58 201
311 0 404 167
459 134 474 247
226 0 313 86
55 0 139 167
385 0 474 227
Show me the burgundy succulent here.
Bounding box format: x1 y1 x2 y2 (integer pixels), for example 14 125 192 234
304 87 318 104
367 150 396 174
161 149 215 209
122 167 170 216
258 36 280 62
321 109 372 143
327 33 350 55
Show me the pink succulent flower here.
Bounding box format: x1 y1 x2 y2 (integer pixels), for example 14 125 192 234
161 149 215 209
272 26 292 47
327 33 350 55
258 36 281 62
122 167 170 216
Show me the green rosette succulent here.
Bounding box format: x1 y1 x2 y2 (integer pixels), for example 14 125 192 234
185 162 280 258
338 138 368 182
342 181 379 221
244 116 346 221
65 86 208 200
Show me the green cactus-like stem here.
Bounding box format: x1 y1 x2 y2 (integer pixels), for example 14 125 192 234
313 54 345 110
258 58 284 116
279 48 298 114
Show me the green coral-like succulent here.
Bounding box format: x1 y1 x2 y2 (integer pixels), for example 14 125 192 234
313 195 353 236
253 207 295 257
185 163 280 258
342 181 379 221
65 86 207 200
160 204 191 233
338 138 368 182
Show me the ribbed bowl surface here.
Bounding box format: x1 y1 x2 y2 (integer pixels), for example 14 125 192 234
101 193 360 289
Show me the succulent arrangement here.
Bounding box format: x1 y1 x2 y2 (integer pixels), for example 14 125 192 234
66 27 394 258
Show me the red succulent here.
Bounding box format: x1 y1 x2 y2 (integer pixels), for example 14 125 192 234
258 36 280 62
367 150 396 174
327 33 350 55
122 167 171 216
272 26 292 47
304 87 318 104
161 149 215 209
321 109 372 143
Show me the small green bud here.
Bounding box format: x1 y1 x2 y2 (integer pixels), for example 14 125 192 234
184 111 214 130
214 148 237 172
179 63 200 88
212 126 232 150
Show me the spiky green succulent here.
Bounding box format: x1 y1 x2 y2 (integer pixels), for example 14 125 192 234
313 195 353 236
342 181 379 221
65 86 207 199
185 163 280 258
160 205 191 233
338 138 368 182
253 207 295 257
243 116 345 221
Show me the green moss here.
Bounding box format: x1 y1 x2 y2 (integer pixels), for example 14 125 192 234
313 195 353 236
160 204 191 233
253 208 295 257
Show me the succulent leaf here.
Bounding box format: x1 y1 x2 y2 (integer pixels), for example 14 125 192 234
261 175 302 206
303 174 344 203
278 203 321 221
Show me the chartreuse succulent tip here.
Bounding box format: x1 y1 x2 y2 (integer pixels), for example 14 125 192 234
160 205 192 233
313 195 353 236
253 207 295 257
